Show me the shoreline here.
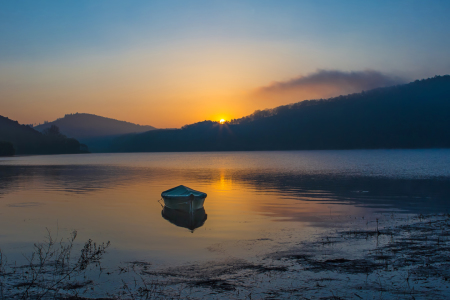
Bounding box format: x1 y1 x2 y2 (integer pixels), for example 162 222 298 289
119 213 450 299
3 213 449 299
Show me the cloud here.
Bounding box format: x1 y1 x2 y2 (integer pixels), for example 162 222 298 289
256 69 407 101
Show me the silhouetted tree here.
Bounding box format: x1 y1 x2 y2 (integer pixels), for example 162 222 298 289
109 75 450 152
43 124 64 137
0 116 89 155
0 141 15 156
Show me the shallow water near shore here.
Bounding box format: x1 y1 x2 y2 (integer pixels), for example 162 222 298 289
1 150 450 297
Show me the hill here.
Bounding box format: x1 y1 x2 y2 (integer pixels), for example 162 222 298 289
0 116 87 155
109 75 450 152
34 113 156 152
35 113 156 139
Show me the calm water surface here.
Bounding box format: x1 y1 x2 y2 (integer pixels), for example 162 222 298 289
1 150 450 268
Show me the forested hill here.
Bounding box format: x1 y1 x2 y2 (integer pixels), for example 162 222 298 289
0 116 87 155
34 113 156 139
110 75 450 152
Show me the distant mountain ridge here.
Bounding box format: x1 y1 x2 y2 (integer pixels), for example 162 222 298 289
34 113 156 139
0 115 87 155
109 75 450 152
34 113 156 152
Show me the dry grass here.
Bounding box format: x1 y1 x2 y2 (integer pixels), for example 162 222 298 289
2 214 450 299
0 229 109 299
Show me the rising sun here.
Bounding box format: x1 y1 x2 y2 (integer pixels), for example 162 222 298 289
219 119 225 124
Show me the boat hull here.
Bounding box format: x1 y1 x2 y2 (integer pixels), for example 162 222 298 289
162 196 206 211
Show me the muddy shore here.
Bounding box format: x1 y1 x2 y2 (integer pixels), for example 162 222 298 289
121 213 450 299
2 213 450 299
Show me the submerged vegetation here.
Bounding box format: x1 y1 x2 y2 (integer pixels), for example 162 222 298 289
0 230 109 299
1 213 450 299
119 213 450 299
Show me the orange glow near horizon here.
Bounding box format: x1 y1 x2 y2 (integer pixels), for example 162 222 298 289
1 39 407 129
1 1 448 129
0 37 316 128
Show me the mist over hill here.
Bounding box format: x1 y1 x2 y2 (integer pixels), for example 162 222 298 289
0 116 87 155
34 113 156 152
109 75 450 152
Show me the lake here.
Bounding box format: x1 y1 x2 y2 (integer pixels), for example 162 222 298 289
1 150 450 297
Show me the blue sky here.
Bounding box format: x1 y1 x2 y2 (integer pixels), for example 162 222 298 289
1 0 449 127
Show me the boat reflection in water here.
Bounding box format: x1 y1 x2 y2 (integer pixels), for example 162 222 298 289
161 185 208 232
162 207 207 232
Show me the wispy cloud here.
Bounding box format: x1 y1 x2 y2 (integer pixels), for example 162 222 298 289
256 69 406 100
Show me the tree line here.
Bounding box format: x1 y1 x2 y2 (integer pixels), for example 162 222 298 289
0 116 88 156
109 75 450 152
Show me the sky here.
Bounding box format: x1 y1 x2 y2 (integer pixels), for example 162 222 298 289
1 0 450 128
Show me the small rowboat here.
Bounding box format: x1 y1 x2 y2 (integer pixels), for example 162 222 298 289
161 185 207 211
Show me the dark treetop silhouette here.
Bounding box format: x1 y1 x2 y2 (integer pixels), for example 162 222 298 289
110 75 450 152
0 141 15 156
0 116 88 155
